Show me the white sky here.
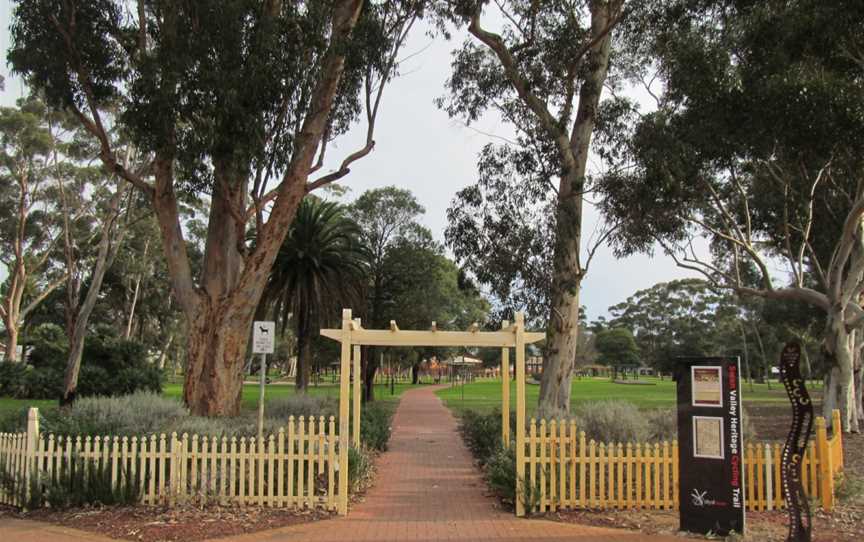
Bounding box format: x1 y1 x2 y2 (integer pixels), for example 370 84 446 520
0 3 703 321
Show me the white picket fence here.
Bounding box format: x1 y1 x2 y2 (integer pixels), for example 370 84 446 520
0 408 344 510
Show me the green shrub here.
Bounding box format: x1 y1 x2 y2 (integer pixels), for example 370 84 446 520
646 408 677 441
459 409 503 464
9 324 163 400
642 407 756 443
347 446 374 493
0 456 142 510
835 472 864 503
573 400 649 443
485 445 516 503
267 395 337 421
41 392 188 436
0 363 29 397
360 402 393 451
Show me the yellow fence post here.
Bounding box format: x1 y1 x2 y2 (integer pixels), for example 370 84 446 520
515 311 526 517
501 319 510 448
815 416 834 512
338 308 352 515
831 409 843 470
352 318 362 449
24 407 39 507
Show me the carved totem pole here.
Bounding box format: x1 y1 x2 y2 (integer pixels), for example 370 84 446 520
779 342 813 542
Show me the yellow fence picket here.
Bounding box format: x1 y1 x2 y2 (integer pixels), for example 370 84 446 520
327 417 336 511
287 417 296 507
513 411 844 515
306 416 315 507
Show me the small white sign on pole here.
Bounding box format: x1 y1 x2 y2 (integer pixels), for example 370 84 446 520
252 321 275 354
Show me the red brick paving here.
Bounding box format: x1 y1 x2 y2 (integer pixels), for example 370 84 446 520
222 385 687 542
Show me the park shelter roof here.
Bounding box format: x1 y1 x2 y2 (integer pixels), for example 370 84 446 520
443 355 482 366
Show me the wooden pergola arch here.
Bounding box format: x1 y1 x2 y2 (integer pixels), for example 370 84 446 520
321 308 544 515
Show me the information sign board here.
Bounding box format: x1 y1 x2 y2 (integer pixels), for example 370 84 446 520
676 357 745 536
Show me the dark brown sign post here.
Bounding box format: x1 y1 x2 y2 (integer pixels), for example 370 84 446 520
675 357 745 536
779 342 813 542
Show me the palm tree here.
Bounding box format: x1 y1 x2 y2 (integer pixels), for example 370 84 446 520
263 198 367 391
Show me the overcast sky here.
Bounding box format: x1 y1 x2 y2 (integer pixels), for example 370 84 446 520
0 3 704 321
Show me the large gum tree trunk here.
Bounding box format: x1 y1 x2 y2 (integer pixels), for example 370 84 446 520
822 310 860 432
3 324 20 363
539 184 583 412
181 166 250 416
538 3 616 413
183 302 249 417
3 263 26 363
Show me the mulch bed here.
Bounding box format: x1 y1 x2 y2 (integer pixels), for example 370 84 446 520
554 501 864 542
0 503 332 541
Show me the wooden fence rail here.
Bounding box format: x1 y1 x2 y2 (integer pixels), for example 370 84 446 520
0 408 343 510
522 410 844 514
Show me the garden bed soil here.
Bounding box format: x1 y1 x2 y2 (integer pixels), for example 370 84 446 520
0 503 331 541
554 500 864 542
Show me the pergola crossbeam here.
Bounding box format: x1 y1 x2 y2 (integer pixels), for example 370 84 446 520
320 328 543 347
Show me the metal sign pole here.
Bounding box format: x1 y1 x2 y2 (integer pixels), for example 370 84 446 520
252 320 275 442
258 352 267 440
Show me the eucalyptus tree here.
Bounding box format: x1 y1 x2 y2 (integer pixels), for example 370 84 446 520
264 198 368 391
9 0 423 415
0 97 66 362
55 160 146 403
597 0 864 429
439 0 629 412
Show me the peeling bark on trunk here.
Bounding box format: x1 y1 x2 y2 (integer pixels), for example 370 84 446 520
822 310 860 432
183 302 249 417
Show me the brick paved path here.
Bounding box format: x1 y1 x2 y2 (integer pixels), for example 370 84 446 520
224 385 686 542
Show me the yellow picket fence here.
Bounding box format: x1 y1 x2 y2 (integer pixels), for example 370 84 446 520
0 408 343 510
522 410 844 514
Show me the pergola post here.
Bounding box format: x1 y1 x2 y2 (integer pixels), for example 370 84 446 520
352 318 362 448
515 311 526 517
501 319 510 448
338 308 352 515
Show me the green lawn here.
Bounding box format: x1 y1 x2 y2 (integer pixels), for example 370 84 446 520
435 376 816 415
0 382 419 419
0 397 56 419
